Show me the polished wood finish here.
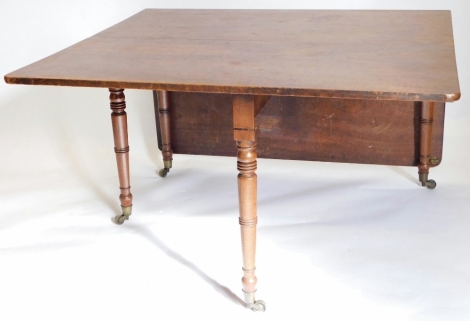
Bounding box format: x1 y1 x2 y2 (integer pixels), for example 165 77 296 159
160 92 445 167
109 88 132 208
234 96 259 296
156 90 173 167
152 91 163 151
418 101 437 184
5 10 460 102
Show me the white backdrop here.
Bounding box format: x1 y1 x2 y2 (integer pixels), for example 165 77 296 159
1 1 469 321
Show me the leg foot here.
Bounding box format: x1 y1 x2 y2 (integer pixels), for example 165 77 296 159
158 160 172 178
419 173 437 189
251 300 266 312
158 168 169 177
425 179 436 189
114 206 132 225
243 291 266 312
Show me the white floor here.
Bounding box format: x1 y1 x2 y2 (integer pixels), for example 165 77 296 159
1 1 470 320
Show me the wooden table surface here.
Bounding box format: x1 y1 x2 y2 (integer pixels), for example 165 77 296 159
4 9 460 102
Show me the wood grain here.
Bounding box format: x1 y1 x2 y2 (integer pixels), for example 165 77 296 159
162 92 445 167
5 10 460 102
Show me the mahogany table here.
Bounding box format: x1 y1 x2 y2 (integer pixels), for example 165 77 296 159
4 9 461 312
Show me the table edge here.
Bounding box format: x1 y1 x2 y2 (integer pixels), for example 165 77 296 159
3 75 461 102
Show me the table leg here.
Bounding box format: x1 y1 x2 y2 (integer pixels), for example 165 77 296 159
155 90 173 177
233 95 265 312
109 88 133 224
418 101 437 189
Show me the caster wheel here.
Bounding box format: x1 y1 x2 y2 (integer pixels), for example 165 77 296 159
425 179 436 189
159 168 169 177
115 214 128 225
251 300 266 312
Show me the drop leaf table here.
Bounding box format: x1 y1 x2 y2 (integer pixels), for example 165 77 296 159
4 9 461 312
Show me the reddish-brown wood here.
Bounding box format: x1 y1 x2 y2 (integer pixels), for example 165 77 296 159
237 141 258 294
233 95 258 141
234 96 260 306
254 95 271 116
4 10 460 102
160 92 445 167
152 91 163 150
418 101 437 187
109 88 132 220
156 90 173 175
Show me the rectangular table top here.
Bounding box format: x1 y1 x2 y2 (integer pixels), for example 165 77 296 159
4 9 460 102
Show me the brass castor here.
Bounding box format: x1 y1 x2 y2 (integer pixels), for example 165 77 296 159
419 173 436 190
159 168 169 177
159 160 172 177
424 179 437 189
114 206 132 225
249 300 266 312
115 214 128 225
243 291 266 312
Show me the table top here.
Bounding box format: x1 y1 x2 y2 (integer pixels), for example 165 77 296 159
4 9 460 102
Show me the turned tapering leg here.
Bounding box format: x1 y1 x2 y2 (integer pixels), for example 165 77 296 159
109 88 133 224
237 140 265 311
418 101 437 189
156 90 173 177
233 95 265 312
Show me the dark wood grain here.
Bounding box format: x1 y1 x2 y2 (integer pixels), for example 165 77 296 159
5 10 460 102
162 92 445 167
